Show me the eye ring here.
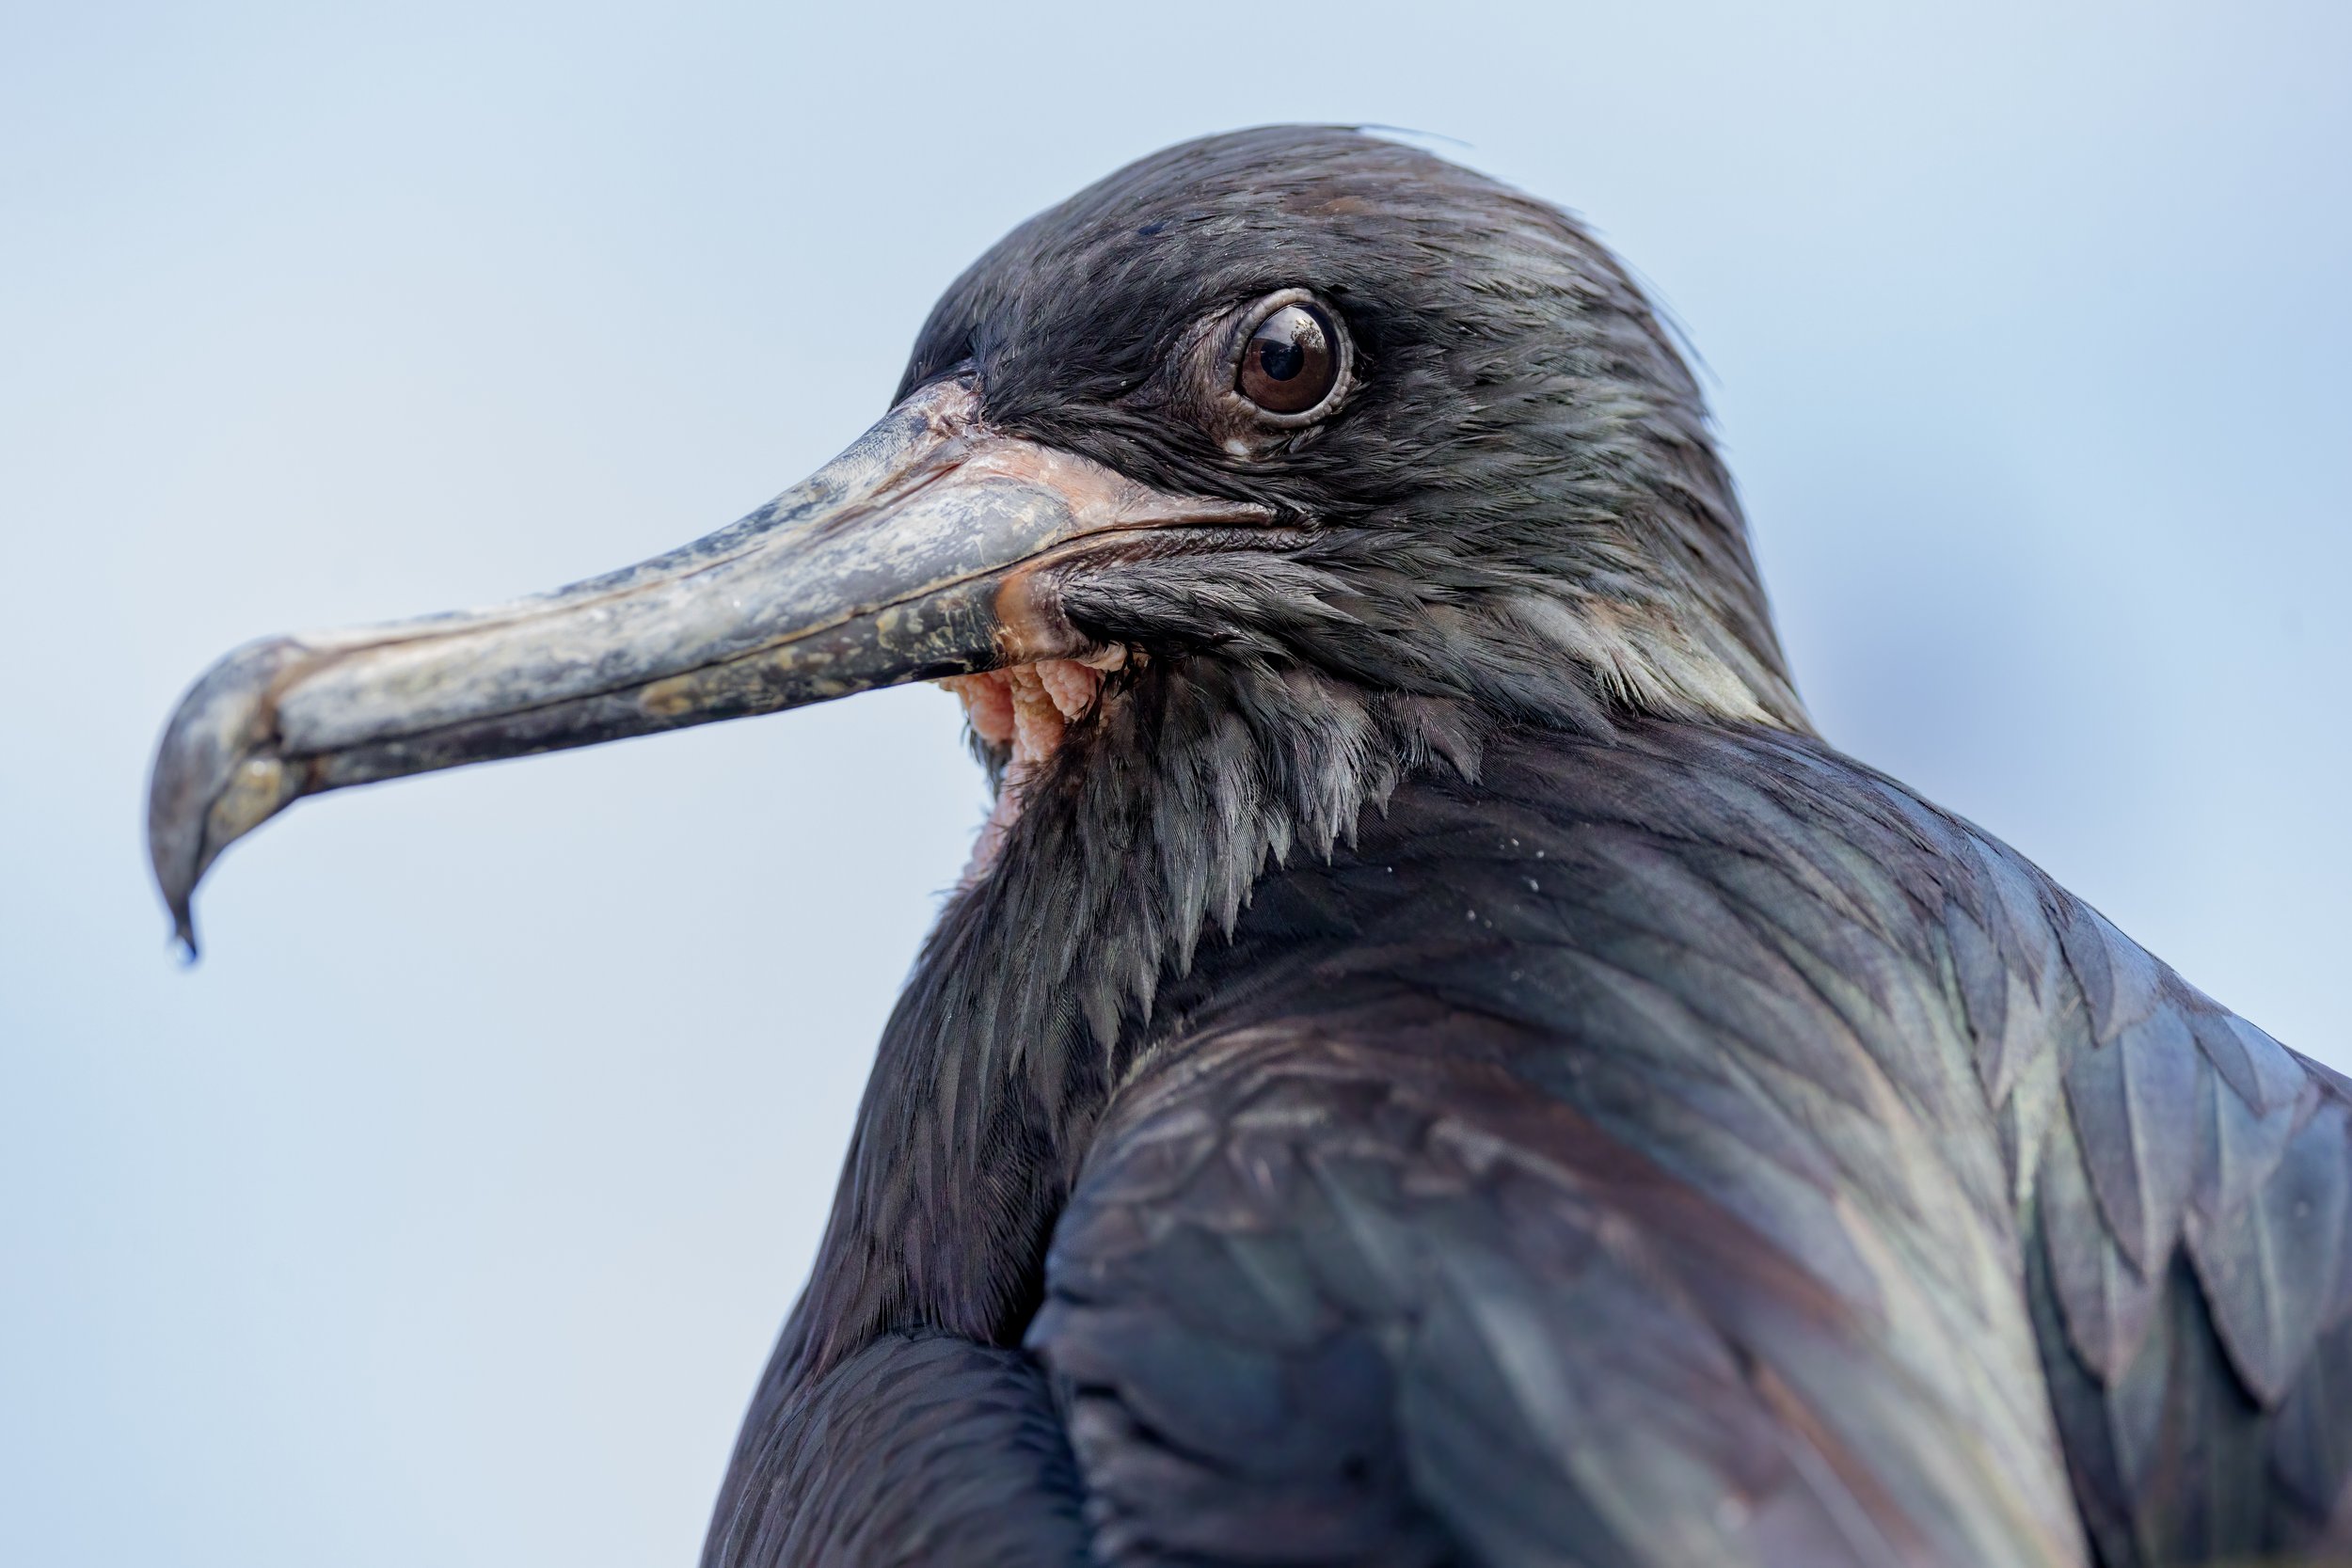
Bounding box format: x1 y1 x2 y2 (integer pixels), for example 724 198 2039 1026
1224 290 1351 424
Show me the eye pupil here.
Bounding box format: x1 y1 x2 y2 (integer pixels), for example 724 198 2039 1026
1257 338 1306 381
1237 301 1341 415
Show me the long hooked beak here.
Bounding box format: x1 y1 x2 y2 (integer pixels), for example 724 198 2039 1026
146 377 1267 954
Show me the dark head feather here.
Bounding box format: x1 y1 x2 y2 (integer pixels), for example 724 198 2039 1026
905 125 1807 734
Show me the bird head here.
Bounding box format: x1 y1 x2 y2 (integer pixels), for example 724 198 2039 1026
148 126 1804 953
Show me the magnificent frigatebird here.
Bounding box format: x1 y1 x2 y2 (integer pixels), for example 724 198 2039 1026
148 127 2349 1567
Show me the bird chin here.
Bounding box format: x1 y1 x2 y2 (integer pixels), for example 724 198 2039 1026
940 648 1126 884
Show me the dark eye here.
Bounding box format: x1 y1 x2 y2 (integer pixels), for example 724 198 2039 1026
1236 301 1341 415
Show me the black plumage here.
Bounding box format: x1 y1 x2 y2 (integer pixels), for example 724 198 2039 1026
711 714 2350 1567
147 127 2350 1566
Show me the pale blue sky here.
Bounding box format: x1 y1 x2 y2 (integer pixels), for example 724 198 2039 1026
4 3 2346 1563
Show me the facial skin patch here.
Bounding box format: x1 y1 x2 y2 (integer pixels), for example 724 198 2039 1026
939 653 1122 879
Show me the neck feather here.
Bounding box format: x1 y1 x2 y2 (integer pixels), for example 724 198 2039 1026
771 659 1489 1386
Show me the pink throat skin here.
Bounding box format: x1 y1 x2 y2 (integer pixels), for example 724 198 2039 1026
938 649 1127 882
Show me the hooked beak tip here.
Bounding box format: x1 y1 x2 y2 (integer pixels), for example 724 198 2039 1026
147 635 316 954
